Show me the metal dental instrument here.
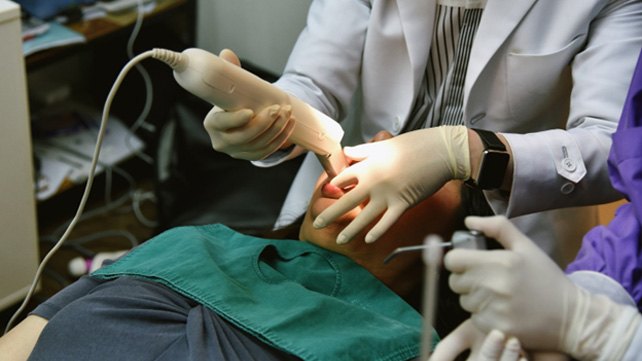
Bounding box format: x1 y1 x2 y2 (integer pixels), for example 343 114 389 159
383 230 485 264
383 230 486 360
384 243 449 265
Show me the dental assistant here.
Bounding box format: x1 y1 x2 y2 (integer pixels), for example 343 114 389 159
433 48 642 360
203 0 642 260
564 48 642 311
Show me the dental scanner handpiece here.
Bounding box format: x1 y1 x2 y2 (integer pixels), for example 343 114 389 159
153 48 347 178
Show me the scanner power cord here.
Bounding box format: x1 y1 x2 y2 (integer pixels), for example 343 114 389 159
4 47 236 334
3 50 159 335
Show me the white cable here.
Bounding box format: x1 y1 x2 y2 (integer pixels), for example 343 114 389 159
3 50 156 335
67 229 140 249
111 165 139 214
131 189 158 228
47 166 136 240
126 0 155 164
33 140 136 228
43 165 150 248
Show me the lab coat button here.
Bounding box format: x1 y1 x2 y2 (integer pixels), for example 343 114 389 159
470 113 486 124
561 158 576 172
560 182 575 195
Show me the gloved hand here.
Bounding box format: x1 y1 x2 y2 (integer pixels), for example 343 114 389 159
313 126 470 244
431 320 525 361
445 215 642 360
202 49 295 160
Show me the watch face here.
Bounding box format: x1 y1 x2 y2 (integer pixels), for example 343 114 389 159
477 150 510 189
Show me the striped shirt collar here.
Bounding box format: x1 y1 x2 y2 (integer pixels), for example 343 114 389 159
438 0 486 9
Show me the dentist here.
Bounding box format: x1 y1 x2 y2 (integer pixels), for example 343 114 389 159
203 0 642 262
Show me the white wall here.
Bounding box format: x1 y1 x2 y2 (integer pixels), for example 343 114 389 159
196 0 312 76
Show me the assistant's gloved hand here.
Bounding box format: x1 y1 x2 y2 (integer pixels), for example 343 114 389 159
445 215 642 360
313 126 470 244
431 320 526 361
202 49 295 160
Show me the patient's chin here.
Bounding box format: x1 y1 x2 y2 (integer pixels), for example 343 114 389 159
309 198 332 219
308 232 367 257
300 211 363 252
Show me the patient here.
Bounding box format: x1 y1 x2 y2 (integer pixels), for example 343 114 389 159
1 132 488 361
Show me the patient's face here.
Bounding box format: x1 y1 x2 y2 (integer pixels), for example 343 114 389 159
299 132 463 288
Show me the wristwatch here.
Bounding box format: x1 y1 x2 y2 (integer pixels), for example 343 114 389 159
467 128 510 189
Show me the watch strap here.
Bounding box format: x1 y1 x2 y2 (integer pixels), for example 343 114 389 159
473 128 506 151
467 128 509 189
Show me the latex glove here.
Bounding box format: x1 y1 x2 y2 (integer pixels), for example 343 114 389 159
445 215 642 360
313 126 470 244
202 49 295 160
431 320 525 361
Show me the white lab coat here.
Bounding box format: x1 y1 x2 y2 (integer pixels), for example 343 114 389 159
257 0 642 260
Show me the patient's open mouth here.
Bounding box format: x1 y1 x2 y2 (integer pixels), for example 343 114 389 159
321 181 356 199
321 182 344 199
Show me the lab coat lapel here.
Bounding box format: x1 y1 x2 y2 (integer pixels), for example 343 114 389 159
465 0 537 102
396 0 436 97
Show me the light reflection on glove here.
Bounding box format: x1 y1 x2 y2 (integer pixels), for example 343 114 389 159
313 126 470 245
445 215 572 350
445 215 642 360
202 49 295 160
430 320 526 361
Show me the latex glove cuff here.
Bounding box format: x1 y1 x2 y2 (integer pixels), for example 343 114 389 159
562 286 642 361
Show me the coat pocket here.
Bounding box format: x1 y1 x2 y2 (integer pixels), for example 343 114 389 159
505 35 585 118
